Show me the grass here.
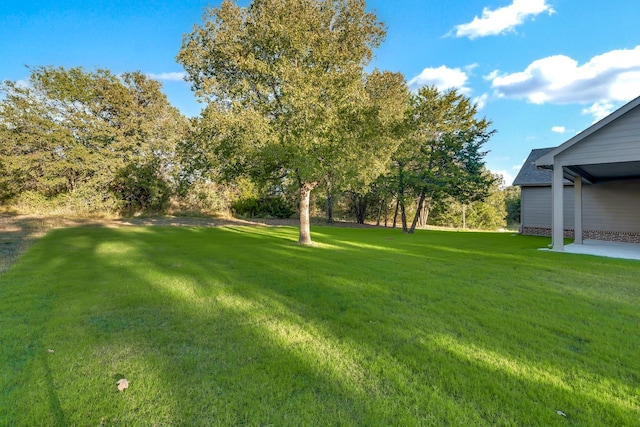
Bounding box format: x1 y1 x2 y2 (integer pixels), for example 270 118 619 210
1 225 639 426
0 216 61 273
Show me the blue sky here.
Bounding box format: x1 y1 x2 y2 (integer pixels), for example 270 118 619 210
3 0 640 185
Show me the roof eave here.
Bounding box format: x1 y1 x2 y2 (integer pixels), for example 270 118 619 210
534 94 640 167
534 153 554 167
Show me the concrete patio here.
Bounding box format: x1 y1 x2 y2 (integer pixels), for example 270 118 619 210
562 240 640 261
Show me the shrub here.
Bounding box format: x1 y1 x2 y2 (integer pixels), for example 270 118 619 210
174 181 232 216
231 196 295 219
111 161 171 214
7 187 119 217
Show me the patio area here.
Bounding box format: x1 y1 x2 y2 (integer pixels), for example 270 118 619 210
563 240 640 261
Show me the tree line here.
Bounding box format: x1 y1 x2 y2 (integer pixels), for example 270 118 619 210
0 67 186 214
0 0 519 243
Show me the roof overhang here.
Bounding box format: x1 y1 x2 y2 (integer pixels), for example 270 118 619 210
534 95 640 184
570 161 640 183
536 95 640 168
537 160 640 184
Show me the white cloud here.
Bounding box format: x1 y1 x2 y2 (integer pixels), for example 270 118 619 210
491 169 516 187
450 0 554 39
489 45 640 120
551 126 566 133
408 65 471 94
147 72 186 82
484 70 501 81
464 63 479 73
582 102 615 123
473 93 489 110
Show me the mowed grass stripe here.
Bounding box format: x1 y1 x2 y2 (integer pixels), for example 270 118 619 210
1 226 638 426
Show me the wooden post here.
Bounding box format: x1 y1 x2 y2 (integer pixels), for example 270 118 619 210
552 159 564 251
574 177 583 245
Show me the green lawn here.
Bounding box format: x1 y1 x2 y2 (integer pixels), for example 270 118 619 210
1 226 639 426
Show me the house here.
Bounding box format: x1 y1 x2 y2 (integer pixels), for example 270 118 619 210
514 95 640 251
513 148 575 237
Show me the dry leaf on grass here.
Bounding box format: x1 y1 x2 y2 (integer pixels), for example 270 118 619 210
47 349 55 354
116 378 129 391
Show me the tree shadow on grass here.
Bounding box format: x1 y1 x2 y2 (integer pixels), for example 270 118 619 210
1 225 639 425
162 226 640 423
206 227 640 424
1 225 461 425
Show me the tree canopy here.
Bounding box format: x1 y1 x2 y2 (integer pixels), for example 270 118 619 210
392 86 496 233
1 0 502 235
178 0 391 244
0 66 187 213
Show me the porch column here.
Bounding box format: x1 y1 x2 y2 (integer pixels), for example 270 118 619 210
552 159 564 251
574 177 583 244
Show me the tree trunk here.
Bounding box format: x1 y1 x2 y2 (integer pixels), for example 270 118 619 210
400 199 409 233
384 200 389 227
409 191 427 234
392 198 399 228
396 165 409 232
462 204 467 229
418 198 431 227
418 199 431 228
352 194 367 224
298 182 316 245
376 200 383 226
326 192 334 223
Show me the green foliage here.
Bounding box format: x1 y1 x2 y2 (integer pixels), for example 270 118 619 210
174 181 233 215
504 185 522 227
466 198 506 230
0 66 187 215
1 6 502 229
392 86 496 233
346 191 382 224
10 188 120 216
9 191 51 215
2 226 639 425
232 196 295 219
111 160 171 214
178 0 395 243
429 172 506 230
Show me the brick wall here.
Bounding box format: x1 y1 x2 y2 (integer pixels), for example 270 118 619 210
521 227 640 243
581 230 640 243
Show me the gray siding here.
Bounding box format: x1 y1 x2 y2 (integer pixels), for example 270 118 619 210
522 180 640 232
522 186 574 228
582 179 640 232
558 106 640 165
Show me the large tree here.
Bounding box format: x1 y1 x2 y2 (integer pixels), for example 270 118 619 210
393 86 495 233
324 69 408 223
177 0 387 244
